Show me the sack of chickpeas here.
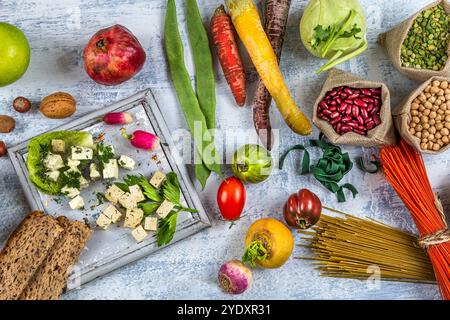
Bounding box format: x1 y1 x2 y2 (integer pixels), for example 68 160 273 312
393 77 450 154
379 0 450 82
313 68 396 147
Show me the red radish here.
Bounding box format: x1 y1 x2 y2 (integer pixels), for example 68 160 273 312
252 0 292 150
210 5 246 107
0 141 6 157
121 129 159 150
218 260 252 294
103 112 133 125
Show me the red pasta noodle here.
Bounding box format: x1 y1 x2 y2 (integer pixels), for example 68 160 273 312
381 140 450 299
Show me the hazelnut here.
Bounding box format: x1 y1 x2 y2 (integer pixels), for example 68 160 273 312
12 97 31 113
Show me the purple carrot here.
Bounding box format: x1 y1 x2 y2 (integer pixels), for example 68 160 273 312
252 0 292 150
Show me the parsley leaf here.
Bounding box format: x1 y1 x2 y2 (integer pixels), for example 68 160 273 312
162 172 180 204
340 24 361 39
311 25 331 49
156 210 179 246
60 170 81 189
96 143 115 170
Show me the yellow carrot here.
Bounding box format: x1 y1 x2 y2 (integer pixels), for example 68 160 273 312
226 0 312 136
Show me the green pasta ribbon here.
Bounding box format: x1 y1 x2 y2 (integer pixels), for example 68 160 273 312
280 135 358 202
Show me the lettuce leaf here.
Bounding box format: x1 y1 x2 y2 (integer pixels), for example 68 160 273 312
26 131 93 195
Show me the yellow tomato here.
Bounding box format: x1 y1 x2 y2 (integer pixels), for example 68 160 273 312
244 218 294 269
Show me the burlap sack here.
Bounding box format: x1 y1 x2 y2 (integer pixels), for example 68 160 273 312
312 68 396 147
379 0 450 82
393 76 450 154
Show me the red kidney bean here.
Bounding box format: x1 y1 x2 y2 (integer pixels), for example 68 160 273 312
360 108 369 119
345 105 352 115
340 92 347 99
362 97 374 103
319 101 328 109
354 99 368 108
352 106 360 118
336 122 342 133
330 117 341 125
370 88 381 95
329 105 337 111
344 88 353 95
323 109 332 116
349 93 360 99
335 97 342 104
347 120 358 128
330 111 340 119
330 100 337 106
373 115 381 125
366 120 375 130
330 90 338 96
344 99 353 104
338 103 348 113
341 125 353 134
341 116 352 123
357 115 364 125
321 115 330 121
361 88 372 96
354 129 367 135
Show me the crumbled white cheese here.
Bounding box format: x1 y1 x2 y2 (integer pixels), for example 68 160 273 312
61 186 80 199
43 153 65 171
119 192 137 209
129 185 145 203
71 146 93 160
103 159 118 179
69 195 84 210
118 155 135 170
156 199 175 219
144 217 158 231
105 185 125 204
124 208 144 228
51 139 65 153
96 214 112 230
149 171 166 188
131 225 148 243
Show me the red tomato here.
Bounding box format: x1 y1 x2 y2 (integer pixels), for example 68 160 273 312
217 176 246 221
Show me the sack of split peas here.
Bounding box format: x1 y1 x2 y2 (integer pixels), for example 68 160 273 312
393 77 450 154
379 0 450 82
312 68 396 147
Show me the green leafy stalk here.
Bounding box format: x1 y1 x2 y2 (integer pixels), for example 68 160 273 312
242 241 269 268
157 209 180 246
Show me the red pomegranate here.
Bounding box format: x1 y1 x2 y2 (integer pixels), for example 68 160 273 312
83 25 146 86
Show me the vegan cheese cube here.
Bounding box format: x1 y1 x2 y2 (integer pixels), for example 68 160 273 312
149 171 166 188
131 225 148 243
43 153 65 171
46 170 60 182
96 214 112 230
71 146 93 160
67 158 81 168
118 155 135 171
156 200 175 219
51 139 65 153
124 208 144 228
61 186 80 199
69 195 84 210
89 163 101 180
105 185 125 204
103 159 119 179
144 217 158 231
119 192 137 209
129 185 145 203
103 204 122 223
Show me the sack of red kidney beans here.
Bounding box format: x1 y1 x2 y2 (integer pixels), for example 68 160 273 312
312 68 396 147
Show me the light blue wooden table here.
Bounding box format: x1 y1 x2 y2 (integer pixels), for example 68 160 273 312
0 0 448 300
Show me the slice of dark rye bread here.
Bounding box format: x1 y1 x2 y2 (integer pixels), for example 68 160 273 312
20 216 92 300
0 211 64 300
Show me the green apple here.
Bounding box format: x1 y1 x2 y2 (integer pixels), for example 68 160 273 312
0 22 30 87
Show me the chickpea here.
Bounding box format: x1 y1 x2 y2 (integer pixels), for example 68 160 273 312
445 115 450 122
446 122 450 129
430 86 440 94
423 109 431 116
432 80 441 87
429 96 437 104
429 119 436 126
415 131 422 139
421 142 428 150
430 111 437 119
428 134 435 141
430 126 437 134
424 101 433 109
446 88 450 95
418 93 427 102
437 139 444 147
443 136 450 144
411 110 419 116
435 132 442 139
411 102 420 110
423 123 430 130
422 131 430 139
433 143 441 151
437 109 444 115
441 81 449 89
441 128 449 136
425 92 432 99
428 141 434 149
436 122 444 131
409 127 416 135
425 85 431 93
412 116 420 124
419 105 426 112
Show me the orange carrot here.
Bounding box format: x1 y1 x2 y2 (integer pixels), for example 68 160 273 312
381 140 450 300
210 5 246 107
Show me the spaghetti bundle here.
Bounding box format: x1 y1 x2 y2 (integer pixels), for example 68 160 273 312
381 139 450 299
297 208 435 283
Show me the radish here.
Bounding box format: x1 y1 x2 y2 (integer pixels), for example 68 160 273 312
121 129 160 151
103 112 133 125
218 260 252 294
